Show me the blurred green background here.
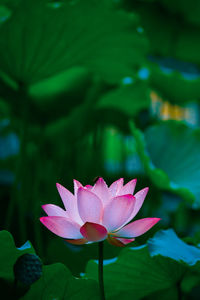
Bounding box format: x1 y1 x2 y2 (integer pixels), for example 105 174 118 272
1 0 200 298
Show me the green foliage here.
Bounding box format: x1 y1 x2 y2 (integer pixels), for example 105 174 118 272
1 0 200 298
86 229 200 299
175 25 200 64
149 62 200 103
22 264 100 300
131 1 200 65
0 231 35 281
133 4 176 57
130 120 200 208
0 0 147 86
0 4 12 23
160 0 200 26
96 81 150 118
0 230 100 299
29 67 90 102
86 246 183 299
2 229 200 299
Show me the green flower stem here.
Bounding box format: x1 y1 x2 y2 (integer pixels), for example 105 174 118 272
98 241 106 300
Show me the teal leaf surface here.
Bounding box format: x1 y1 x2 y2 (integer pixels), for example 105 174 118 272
130 120 200 208
148 229 200 267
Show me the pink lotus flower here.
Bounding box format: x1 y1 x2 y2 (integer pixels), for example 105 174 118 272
40 178 160 246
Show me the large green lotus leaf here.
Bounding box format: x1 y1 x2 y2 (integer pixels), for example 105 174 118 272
0 0 147 86
86 244 185 299
96 82 150 117
130 120 200 208
149 62 200 103
22 263 100 300
0 230 35 281
86 229 200 299
148 229 200 296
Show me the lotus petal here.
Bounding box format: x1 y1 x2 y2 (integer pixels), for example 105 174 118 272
80 222 107 242
40 216 82 239
56 183 82 224
42 204 67 217
114 218 160 238
117 179 137 196
103 194 136 231
73 179 83 196
91 177 110 206
77 187 103 223
109 178 124 197
124 187 149 225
